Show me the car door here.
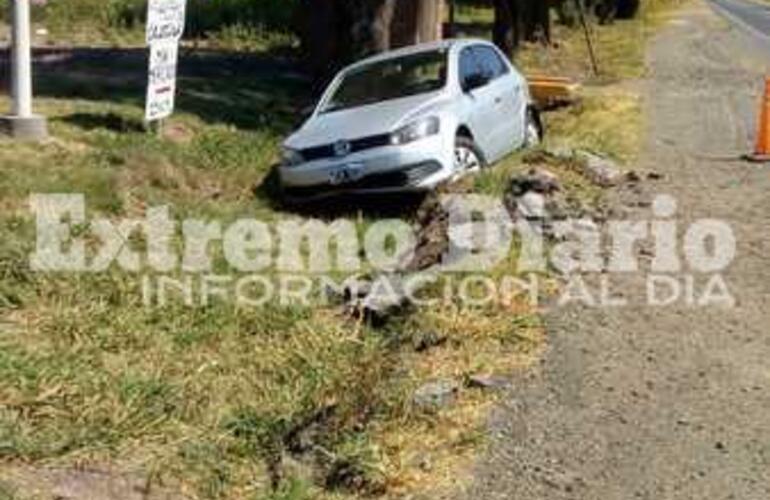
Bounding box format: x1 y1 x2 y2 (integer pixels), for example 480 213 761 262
458 46 502 161
473 45 525 157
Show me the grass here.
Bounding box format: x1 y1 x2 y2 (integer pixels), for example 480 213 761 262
0 2 685 498
0 48 545 499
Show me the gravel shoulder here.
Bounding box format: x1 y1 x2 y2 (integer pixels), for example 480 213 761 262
463 2 770 499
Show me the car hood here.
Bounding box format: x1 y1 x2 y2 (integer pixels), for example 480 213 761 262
284 91 448 149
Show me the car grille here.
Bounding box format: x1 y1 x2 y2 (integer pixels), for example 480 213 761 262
300 133 392 162
284 161 442 199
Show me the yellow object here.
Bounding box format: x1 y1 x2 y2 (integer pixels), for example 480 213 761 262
527 75 581 108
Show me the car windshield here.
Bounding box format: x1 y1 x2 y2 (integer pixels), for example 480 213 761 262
322 49 448 113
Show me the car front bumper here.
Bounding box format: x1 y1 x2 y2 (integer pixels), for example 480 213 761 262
278 135 453 198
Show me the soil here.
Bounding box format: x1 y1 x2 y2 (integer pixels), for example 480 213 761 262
462 3 770 499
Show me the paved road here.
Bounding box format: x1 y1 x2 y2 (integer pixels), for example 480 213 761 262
711 0 770 39
462 2 770 499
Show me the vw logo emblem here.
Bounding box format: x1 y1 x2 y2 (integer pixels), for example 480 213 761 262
333 140 352 157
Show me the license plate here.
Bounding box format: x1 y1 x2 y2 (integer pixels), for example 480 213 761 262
328 163 364 186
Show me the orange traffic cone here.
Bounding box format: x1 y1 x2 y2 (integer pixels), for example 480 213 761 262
748 77 770 162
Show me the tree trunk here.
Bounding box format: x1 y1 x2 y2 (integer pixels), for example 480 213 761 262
298 0 352 89
391 0 418 47
372 0 398 51
616 0 640 19
521 0 551 44
493 0 552 56
392 0 444 48
298 0 445 88
416 0 442 43
493 0 521 58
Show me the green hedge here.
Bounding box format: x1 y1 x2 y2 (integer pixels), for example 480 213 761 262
2 0 297 36
187 0 297 36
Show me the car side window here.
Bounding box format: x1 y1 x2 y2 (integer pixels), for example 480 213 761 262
474 46 510 80
459 47 479 88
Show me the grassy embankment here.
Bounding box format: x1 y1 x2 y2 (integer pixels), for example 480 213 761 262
467 0 688 200
0 2 683 499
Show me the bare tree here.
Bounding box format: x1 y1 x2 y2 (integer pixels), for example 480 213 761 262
493 0 552 58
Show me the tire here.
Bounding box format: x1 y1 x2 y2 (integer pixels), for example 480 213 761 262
454 136 485 175
524 107 544 148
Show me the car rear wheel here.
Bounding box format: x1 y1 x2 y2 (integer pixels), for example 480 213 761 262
454 136 484 175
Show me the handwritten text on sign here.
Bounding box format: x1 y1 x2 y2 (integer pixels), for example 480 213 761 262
145 41 179 121
146 0 187 44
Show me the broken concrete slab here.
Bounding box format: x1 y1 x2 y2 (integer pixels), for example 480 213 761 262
575 150 623 187
507 168 562 197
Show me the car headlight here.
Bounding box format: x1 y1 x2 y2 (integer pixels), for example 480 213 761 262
390 116 440 146
281 147 304 167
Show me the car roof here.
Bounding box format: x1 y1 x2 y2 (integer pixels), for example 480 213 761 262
343 38 493 70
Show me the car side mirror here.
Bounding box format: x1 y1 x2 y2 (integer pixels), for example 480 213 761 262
463 72 490 93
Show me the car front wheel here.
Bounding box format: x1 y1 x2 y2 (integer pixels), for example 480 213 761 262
454 136 484 175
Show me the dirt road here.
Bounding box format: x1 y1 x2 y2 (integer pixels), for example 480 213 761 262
463 2 770 499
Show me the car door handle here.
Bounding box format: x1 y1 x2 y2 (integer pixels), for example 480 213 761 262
495 96 504 104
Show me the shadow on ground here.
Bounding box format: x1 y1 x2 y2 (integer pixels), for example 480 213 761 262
255 167 428 219
0 46 313 135
60 111 146 132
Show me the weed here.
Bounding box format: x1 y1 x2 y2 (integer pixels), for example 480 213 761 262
258 477 313 500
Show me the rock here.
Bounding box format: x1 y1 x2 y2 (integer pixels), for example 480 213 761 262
324 277 371 304
343 279 373 301
413 379 460 411
467 374 511 390
517 191 547 219
647 171 664 180
344 269 440 325
543 145 575 161
412 331 448 352
324 459 368 492
625 170 642 183
504 169 562 225
575 150 623 187
358 274 411 322
508 168 561 197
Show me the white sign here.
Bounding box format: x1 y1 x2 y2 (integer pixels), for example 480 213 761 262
145 41 179 121
146 0 187 44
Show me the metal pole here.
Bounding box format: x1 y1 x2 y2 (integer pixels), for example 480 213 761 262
1 0 47 140
10 0 33 117
574 0 599 76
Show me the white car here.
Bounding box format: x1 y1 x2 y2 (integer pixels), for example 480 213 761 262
279 38 542 200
